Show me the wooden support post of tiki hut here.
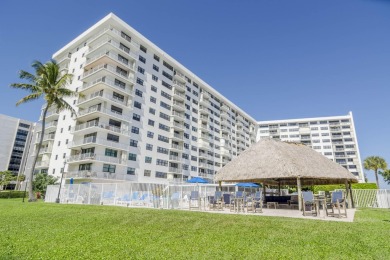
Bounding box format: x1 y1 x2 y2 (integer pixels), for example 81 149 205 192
297 177 302 211
349 181 355 208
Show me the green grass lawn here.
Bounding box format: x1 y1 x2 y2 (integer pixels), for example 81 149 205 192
1 199 389 259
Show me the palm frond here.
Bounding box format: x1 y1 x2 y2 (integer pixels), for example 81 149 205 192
19 70 37 83
16 93 43 106
10 83 40 92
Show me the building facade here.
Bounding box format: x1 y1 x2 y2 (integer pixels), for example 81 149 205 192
257 112 364 182
0 114 37 188
35 13 258 184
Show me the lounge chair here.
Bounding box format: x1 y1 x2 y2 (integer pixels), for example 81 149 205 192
223 193 232 209
302 191 317 216
250 191 263 213
234 191 246 212
327 191 347 218
209 191 223 210
189 191 200 210
288 195 299 209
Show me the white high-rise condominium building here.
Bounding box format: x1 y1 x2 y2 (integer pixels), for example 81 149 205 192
34 13 258 184
0 114 37 189
257 112 364 182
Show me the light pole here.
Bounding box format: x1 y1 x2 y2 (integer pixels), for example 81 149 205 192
55 161 66 203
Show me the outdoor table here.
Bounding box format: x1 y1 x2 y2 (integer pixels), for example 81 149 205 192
313 197 327 218
267 202 278 209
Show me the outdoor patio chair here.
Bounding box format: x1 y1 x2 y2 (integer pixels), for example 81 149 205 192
327 191 347 218
209 191 224 210
189 191 200 210
252 191 263 213
287 195 299 209
234 191 246 212
171 192 181 209
302 191 317 216
223 193 232 209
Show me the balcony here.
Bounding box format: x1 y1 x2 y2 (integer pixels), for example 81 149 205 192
170 144 183 151
199 115 208 123
65 170 137 182
87 36 137 62
199 134 212 142
78 106 130 122
172 80 185 92
173 90 185 101
199 124 208 132
36 121 58 133
220 148 231 157
85 50 135 72
77 90 132 108
199 153 212 160
221 126 230 134
82 64 135 85
81 76 133 96
67 153 127 165
220 112 229 119
173 71 186 83
170 133 184 141
68 137 129 150
56 53 71 65
40 109 59 121
172 100 185 111
88 26 140 51
198 140 211 151
171 111 184 121
71 122 130 137
168 167 182 174
171 121 184 131
221 105 230 112
169 155 181 162
35 133 55 143
38 147 52 155
35 160 50 168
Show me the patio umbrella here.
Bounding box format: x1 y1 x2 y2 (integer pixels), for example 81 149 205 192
236 182 261 193
187 177 208 183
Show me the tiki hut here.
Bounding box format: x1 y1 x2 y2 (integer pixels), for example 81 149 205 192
215 139 358 209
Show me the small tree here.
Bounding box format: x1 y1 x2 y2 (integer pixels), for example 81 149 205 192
33 173 59 197
0 171 15 190
364 156 388 189
381 169 390 185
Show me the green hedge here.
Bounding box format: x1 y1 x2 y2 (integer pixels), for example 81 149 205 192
312 183 377 193
0 191 27 199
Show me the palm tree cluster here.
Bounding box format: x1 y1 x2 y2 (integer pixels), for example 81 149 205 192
10 60 80 201
363 156 388 189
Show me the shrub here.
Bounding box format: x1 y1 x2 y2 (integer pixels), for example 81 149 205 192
312 183 377 193
0 191 27 199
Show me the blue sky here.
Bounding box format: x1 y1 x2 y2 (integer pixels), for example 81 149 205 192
0 0 389 187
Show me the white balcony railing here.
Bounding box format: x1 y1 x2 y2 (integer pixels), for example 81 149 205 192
78 105 130 121
85 50 134 71
78 90 131 107
82 64 134 83
67 153 126 165
68 137 128 150
65 170 137 181
72 122 130 136
81 76 132 95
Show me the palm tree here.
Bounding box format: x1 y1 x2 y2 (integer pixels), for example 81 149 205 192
10 60 80 201
363 156 388 189
381 169 390 185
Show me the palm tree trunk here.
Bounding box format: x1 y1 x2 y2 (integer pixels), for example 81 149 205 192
374 169 380 189
28 105 50 202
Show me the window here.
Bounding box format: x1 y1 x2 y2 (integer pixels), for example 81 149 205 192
158 135 169 143
135 89 143 97
105 148 118 157
151 85 157 92
159 123 169 132
161 91 171 100
139 55 146 63
121 31 131 42
150 96 157 103
130 139 138 147
159 112 170 121
103 164 116 173
115 79 126 89
145 156 152 163
157 147 169 154
137 66 145 74
148 119 155 126
119 43 130 53
113 92 124 102
160 101 171 110
131 126 139 134
134 101 142 109
140 45 147 53
147 131 154 138
107 133 119 142
149 108 156 115
133 113 141 121
163 61 173 71
156 159 168 166
128 153 137 161
162 71 173 80
127 167 136 175
155 171 167 178
146 144 153 151
162 81 172 90
79 164 91 171
153 64 159 72
153 54 160 62
152 75 158 82
144 170 151 177
136 78 144 86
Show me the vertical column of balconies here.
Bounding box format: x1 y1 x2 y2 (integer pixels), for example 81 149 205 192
168 75 187 180
66 26 137 181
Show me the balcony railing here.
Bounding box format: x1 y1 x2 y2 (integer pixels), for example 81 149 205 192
78 106 130 121
169 155 180 161
168 167 182 173
171 111 184 119
85 50 134 71
82 64 134 83
67 153 127 165
65 170 137 181
78 90 131 107
171 133 184 140
81 76 132 95
170 144 183 151
68 137 128 150
36 161 50 167
72 122 130 136
87 37 137 60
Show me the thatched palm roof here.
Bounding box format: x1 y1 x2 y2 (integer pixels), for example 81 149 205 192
215 139 358 185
